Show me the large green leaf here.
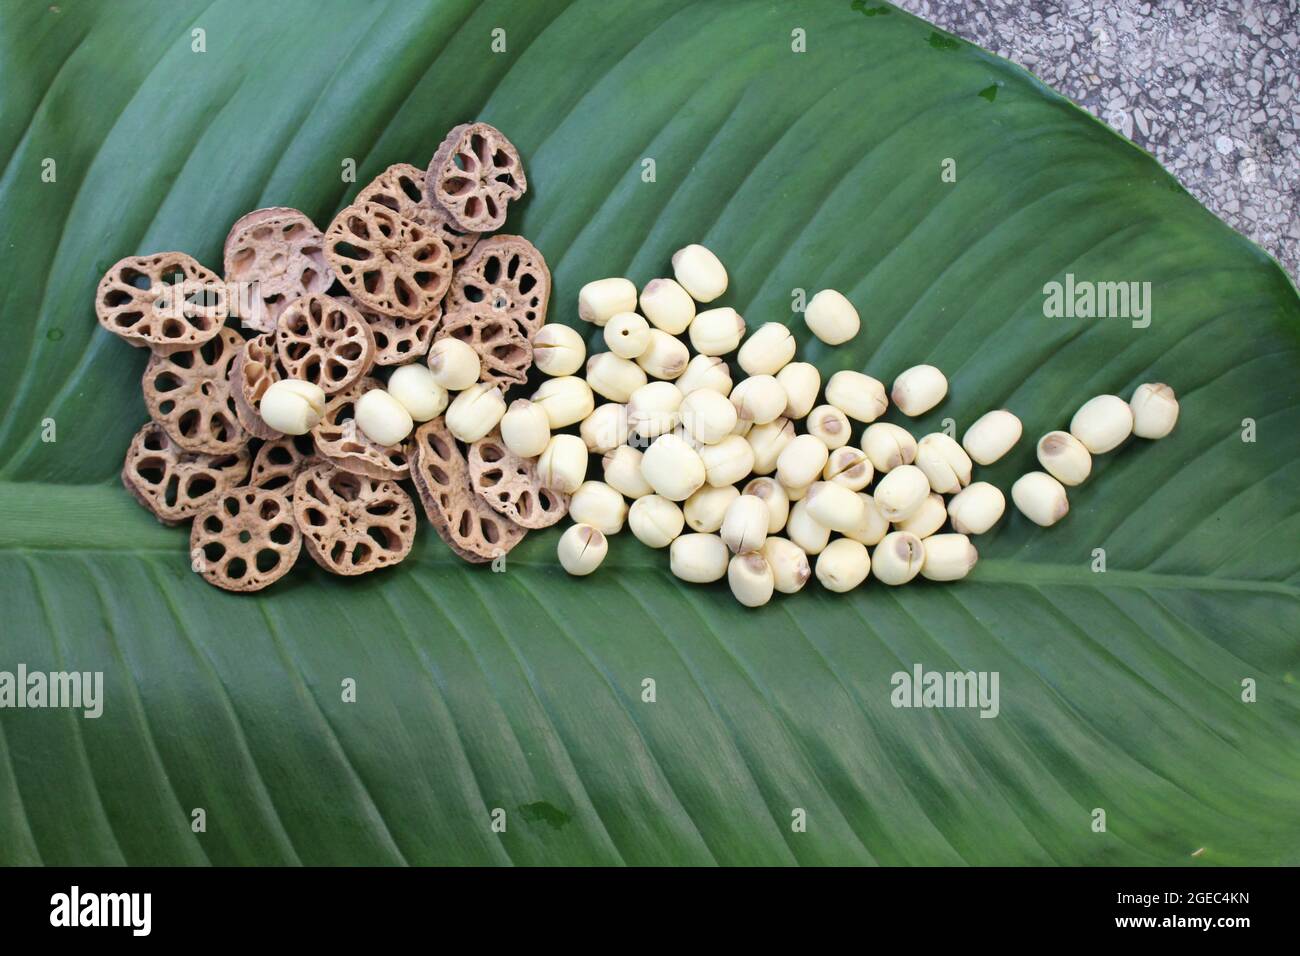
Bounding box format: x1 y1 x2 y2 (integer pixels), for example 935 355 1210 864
1 0 1297 866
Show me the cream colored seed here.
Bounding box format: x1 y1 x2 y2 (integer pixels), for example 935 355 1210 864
578 277 637 326
786 498 831 555
914 433 972 494
258 379 326 435
536 434 589 494
531 375 594 429
842 492 890 546
529 324 586 377
1130 383 1179 439
684 484 740 533
602 446 654 499
737 322 797 376
895 492 947 539
861 422 917 473
676 354 732 397
1011 471 1069 527
776 433 830 489
445 382 506 443
671 244 728 303
1037 431 1092 486
720 495 771 555
679 387 737 445
500 399 551 458
825 370 888 423
628 495 685 549
387 364 448 422
816 539 871 593
585 352 647 402
784 481 808 502
807 404 851 449
804 289 860 345
762 537 811 594
728 552 775 607
640 433 706 501
742 477 789 533
823 447 873 491
627 381 683 440
557 524 607 576
580 402 629 452
688 307 746 356
699 434 755 487
873 464 930 521
604 312 651 359
947 482 1005 535
569 481 627 534
670 533 729 583
747 417 795 474
890 364 948 417
427 337 482 390
961 409 1022 465
636 329 690 380
729 375 787 426
1070 394 1133 454
355 388 414 446
805 480 866 533
639 278 696 334
921 533 978 582
776 362 820 420
871 531 924 585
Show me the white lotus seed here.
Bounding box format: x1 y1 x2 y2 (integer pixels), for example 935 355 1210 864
728 552 775 607
585 352 646 403
890 364 948 417
676 354 732 397
578 277 637 326
823 446 874 491
816 539 871 592
776 361 820 420
1130 383 1179 439
1011 471 1069 527
258 378 326 435
427 337 482 390
636 328 690 380
1070 394 1133 454
805 480 866 533
786 498 831 555
806 404 851 449
742 477 790 533
803 289 860 345
671 244 728 303
775 433 830 490
530 324 587 377
921 533 978 582
679 387 738 445
871 531 924 585
762 537 811 594
873 464 930 521
688 307 746 356
445 382 506 443
602 446 654 499
860 421 918 473
500 399 551 458
640 433 706 501
729 375 787 425
639 278 696 335
784 481 808 501
914 433 972 494
684 484 740 533
961 409 1022 465
737 322 796 376
627 381 683 440
354 389 414 446
1037 430 1092 486
748 417 795 474
699 434 755 487
825 370 888 423
603 312 651 359
557 523 607 576
386 363 448 422
536 434 589 494
720 494 770 554
670 532 729 583
531 375 595 429
569 480 627 534
947 482 1005 535
842 492 890 546
580 402 630 452
628 495 685 549
895 492 947 539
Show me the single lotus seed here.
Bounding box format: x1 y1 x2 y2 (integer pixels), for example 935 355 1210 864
1130 383 1179 439
874 464 930 521
871 531 925 585
762 537 812 594
354 388 415 447
684 484 740 533
728 552 775 608
721 494 771 554
387 363 448 422
586 352 647 402
861 421 918 473
530 324 586 377
531 375 595 429
742 477 790 533
842 492 890 546
737 322 797 376
578 277 637 326
679 387 738 445
639 278 696 334
1070 394 1133 454
669 532 729 583
500 399 551 458
748 417 795 474
776 361 821 420
921 533 978 582
807 404 851 449
729 374 787 425
536 434 589 494
627 381 683 440
557 523 608 576
895 492 948 538
803 289 860 345
816 538 871 592
805 480 867 533
602 446 654 499
427 337 482 390
775 433 830 490
1037 430 1092 486
688 307 746 356
825 370 888 423
699 434 755 487
636 328 690 380
258 378 326 435
445 382 506 443
961 409 1022 465
947 482 1005 535
569 480 627 534
890 364 948 417
671 244 728 303
823 446 874 491
640 433 706 501
676 354 732 397
1011 471 1069 527
580 402 630 452
914 432 972 494
604 311 652 359
628 494 685 548
786 498 831 555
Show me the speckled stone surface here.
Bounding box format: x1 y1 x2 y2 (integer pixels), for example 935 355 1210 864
896 0 1299 279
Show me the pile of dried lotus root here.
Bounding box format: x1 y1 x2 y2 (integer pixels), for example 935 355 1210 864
99 121 559 592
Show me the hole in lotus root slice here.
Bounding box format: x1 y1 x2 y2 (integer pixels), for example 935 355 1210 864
467 430 569 530
443 235 550 339
142 326 249 455
121 421 251 526
247 433 319 497
355 163 480 262
324 201 454 320
409 418 526 564
229 333 285 439
425 122 527 233
436 308 533 390
310 377 411 481
190 487 301 592
222 207 333 334
95 252 228 354
340 295 439 367
292 460 416 577
274 292 376 394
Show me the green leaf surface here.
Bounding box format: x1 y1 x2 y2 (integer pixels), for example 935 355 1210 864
1 0 1297 865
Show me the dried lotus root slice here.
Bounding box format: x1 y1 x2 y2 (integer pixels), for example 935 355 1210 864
292 461 416 576
355 163 480 261
222 207 332 333
468 431 569 530
121 421 251 526
248 433 319 497
310 378 411 481
444 235 550 338
142 326 249 455
229 333 284 440
409 418 526 564
426 122 527 232
96 252 228 354
436 308 532 390
190 487 301 592
323 201 453 320
342 295 438 367
274 292 375 394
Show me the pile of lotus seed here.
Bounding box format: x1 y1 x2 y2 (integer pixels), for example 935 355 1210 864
514 244 1178 607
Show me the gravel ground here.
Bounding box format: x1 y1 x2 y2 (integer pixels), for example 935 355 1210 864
896 0 1300 279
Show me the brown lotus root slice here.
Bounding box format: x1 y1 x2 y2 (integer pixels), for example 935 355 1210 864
190 487 301 592
121 421 251 526
95 252 228 354
409 418 526 564
222 207 333 333
355 163 480 261
310 378 411 481
248 433 319 497
342 295 438 367
142 326 249 455
436 308 533 390
324 201 454 320
425 122 527 232
468 431 569 530
292 461 416 576
444 235 550 338
229 333 284 439
274 292 375 394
